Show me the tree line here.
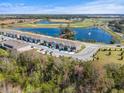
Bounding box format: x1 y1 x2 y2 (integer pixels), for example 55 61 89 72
0 49 124 93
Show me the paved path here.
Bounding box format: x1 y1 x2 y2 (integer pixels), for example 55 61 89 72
72 45 100 61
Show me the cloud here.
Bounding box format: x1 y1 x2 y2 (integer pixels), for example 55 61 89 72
0 3 25 8
0 3 36 14
0 0 124 14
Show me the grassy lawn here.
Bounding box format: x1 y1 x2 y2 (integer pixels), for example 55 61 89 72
11 23 67 28
100 26 124 44
70 19 95 27
9 19 98 28
12 19 107 28
93 47 124 66
70 19 106 27
76 45 85 53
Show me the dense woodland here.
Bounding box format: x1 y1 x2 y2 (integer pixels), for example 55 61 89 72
0 14 123 19
0 48 124 93
0 14 87 20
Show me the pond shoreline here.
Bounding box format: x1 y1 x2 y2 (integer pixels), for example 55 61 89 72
11 23 93 29
15 27 114 44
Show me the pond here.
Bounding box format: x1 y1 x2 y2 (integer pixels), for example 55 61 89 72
36 20 65 24
16 27 114 44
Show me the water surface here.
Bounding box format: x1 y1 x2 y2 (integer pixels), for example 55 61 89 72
16 27 114 44
36 20 65 24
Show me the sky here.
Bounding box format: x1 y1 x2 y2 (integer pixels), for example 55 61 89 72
0 0 124 14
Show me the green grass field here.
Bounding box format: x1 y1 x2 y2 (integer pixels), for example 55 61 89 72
11 23 65 28
10 19 98 28
93 47 124 66
100 26 124 44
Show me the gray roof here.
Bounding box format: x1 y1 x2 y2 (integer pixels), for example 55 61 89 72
3 40 30 49
0 29 83 48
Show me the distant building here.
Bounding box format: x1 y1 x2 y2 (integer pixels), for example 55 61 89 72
1 40 32 52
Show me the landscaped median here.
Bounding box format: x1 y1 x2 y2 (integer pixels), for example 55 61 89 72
76 45 85 53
